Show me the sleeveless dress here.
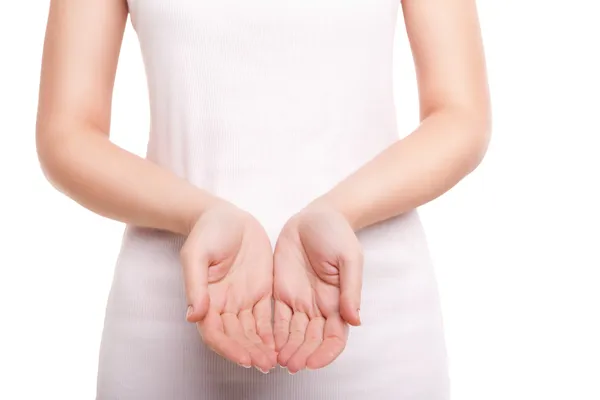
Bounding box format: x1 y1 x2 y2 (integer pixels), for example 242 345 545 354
96 1 450 399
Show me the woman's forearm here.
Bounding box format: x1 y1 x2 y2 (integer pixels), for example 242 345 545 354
36 1 219 236
36 125 220 236
314 108 491 231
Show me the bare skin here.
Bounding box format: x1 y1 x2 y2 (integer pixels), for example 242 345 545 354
273 0 490 371
37 0 489 374
274 204 363 373
181 202 277 372
36 0 277 371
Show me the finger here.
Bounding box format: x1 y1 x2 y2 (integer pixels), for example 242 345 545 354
253 297 276 352
223 313 273 372
277 312 309 367
198 309 251 367
180 245 210 323
286 317 324 374
239 309 277 367
339 250 364 326
274 300 292 352
306 313 348 370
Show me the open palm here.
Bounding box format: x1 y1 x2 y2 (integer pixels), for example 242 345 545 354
181 202 277 373
273 205 364 373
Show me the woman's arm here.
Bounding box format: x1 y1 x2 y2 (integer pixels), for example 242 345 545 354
313 0 491 231
36 0 220 236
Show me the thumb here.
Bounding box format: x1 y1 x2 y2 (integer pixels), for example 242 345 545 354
180 247 210 323
338 249 364 326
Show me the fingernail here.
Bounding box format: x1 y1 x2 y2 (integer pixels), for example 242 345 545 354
186 305 193 319
256 367 269 374
238 363 251 369
287 369 297 375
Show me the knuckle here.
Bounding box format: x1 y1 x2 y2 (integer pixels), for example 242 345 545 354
339 246 364 267
306 333 322 343
257 321 272 332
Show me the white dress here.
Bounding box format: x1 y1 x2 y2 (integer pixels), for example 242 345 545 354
96 0 450 398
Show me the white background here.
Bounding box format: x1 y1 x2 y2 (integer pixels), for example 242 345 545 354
1 1 599 399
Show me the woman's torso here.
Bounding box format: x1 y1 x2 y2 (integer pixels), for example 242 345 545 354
97 2 450 398
129 0 400 238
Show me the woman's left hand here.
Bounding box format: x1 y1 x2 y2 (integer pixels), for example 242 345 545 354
272 203 364 373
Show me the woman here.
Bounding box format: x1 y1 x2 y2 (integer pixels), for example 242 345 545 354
36 0 490 398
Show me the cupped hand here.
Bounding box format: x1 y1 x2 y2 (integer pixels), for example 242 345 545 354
272 203 364 373
181 201 277 373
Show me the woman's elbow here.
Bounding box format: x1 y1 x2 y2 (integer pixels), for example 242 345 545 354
457 104 492 173
35 122 73 191
470 115 491 170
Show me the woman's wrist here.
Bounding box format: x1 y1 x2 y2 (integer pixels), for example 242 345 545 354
306 192 362 232
176 189 228 236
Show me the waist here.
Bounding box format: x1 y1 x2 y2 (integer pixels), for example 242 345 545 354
179 165 359 236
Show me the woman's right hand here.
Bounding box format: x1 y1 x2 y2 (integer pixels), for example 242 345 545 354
180 201 277 373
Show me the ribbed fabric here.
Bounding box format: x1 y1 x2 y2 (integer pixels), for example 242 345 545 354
96 1 449 399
